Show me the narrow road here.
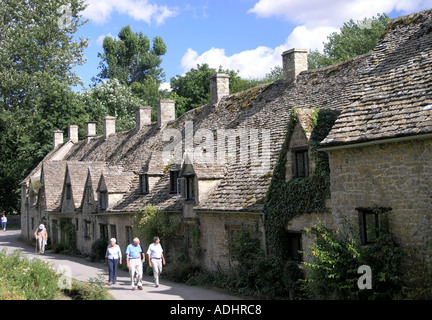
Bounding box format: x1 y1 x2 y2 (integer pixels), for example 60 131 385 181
0 229 240 300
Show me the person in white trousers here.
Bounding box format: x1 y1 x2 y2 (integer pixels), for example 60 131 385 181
126 238 145 290
147 236 166 288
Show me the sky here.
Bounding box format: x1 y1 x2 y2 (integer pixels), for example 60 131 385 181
73 0 432 90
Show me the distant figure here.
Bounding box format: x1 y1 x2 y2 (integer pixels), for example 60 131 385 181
1 214 7 231
147 236 166 288
34 224 48 254
105 238 122 285
126 238 145 291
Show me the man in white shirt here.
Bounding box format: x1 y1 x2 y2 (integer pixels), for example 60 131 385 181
147 236 166 288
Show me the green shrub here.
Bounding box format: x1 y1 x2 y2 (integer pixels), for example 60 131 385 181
163 261 201 282
63 274 113 300
0 249 60 300
89 237 108 262
131 205 179 246
303 218 404 300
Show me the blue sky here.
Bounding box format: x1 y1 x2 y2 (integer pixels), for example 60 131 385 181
73 0 432 90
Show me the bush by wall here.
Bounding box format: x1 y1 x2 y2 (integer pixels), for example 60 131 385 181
0 249 60 300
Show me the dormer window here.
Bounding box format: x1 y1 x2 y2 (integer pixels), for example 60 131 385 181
139 174 149 194
293 148 309 178
169 171 179 194
86 186 93 203
66 183 72 200
178 173 195 201
99 190 108 210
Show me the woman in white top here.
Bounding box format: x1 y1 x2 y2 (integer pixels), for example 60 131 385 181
105 238 122 285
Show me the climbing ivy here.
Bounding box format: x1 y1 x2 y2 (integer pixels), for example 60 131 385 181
263 107 338 257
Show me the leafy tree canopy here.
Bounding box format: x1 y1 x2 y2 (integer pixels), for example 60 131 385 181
96 25 167 86
308 13 390 69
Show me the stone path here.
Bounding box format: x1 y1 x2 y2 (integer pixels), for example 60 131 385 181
0 229 240 300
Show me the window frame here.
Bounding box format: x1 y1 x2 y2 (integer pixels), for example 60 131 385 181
293 147 309 178
286 231 303 262
177 174 195 201
99 190 108 211
139 174 149 194
66 183 72 200
357 207 391 245
169 171 179 194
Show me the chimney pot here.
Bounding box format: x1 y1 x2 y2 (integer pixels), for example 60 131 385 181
68 125 79 143
282 48 308 84
53 130 64 149
210 73 230 104
158 100 175 127
136 106 152 131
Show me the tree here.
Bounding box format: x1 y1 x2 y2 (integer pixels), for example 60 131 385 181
170 64 284 117
80 79 147 133
0 0 88 214
308 13 390 69
95 25 167 86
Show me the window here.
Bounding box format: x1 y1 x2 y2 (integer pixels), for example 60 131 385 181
66 183 72 200
110 224 117 240
139 174 149 194
226 225 242 244
358 207 390 245
294 149 309 178
99 190 108 210
85 186 93 203
178 174 195 201
125 226 133 245
100 224 109 240
84 220 92 239
169 171 179 193
286 232 302 261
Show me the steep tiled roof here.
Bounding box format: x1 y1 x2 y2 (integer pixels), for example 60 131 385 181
41 161 67 211
321 9 432 147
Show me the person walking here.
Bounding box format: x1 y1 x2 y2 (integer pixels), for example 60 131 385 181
125 238 145 291
1 214 7 231
105 238 122 285
147 236 165 288
34 224 48 254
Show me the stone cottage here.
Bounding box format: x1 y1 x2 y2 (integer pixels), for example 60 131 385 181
20 8 432 271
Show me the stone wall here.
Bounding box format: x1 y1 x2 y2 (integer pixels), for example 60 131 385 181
197 211 264 270
286 211 333 264
328 138 432 264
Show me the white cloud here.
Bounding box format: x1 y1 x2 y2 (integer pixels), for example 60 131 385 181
180 24 338 79
159 82 171 91
180 0 432 79
95 33 117 46
83 0 178 25
248 0 432 27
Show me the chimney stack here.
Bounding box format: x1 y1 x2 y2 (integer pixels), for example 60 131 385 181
68 125 79 143
103 116 116 138
210 73 230 104
157 100 175 127
282 48 308 84
53 130 64 149
86 121 97 144
136 106 152 131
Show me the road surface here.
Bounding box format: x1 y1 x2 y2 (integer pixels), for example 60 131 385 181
0 229 240 300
